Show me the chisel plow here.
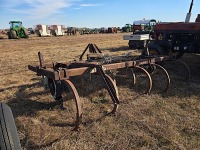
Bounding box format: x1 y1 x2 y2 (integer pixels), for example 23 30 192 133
28 43 190 130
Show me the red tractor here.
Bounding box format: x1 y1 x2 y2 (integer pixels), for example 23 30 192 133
149 21 200 57
147 0 200 58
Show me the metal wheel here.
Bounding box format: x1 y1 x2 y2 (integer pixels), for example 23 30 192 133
131 66 152 94
61 80 82 130
46 78 82 130
143 43 165 56
162 60 190 81
114 67 152 94
143 63 170 93
104 74 119 113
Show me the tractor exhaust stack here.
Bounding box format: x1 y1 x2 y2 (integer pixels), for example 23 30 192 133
185 0 194 22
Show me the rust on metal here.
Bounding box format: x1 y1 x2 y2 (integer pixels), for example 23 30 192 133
133 66 153 94
146 63 170 93
154 22 200 32
38 51 45 68
28 43 190 129
79 43 102 60
61 79 82 131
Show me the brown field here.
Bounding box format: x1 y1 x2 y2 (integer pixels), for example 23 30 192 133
0 33 200 150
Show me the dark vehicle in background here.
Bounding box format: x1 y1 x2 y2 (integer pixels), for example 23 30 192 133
27 27 35 34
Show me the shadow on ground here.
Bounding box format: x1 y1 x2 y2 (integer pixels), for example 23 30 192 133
101 46 130 52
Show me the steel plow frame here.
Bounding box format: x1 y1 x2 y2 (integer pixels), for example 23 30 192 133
28 44 190 129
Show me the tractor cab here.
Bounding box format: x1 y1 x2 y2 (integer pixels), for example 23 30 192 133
149 20 156 27
133 19 156 33
125 24 132 28
9 21 23 28
8 21 28 39
122 24 133 32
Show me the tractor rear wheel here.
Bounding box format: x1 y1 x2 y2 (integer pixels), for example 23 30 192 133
168 51 184 59
23 30 29 38
142 43 165 56
10 30 19 39
129 40 144 49
175 52 184 59
7 32 12 39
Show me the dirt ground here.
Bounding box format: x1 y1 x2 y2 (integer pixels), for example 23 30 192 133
0 33 200 150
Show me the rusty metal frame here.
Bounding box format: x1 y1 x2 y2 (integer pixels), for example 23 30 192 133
28 44 187 129
28 55 172 80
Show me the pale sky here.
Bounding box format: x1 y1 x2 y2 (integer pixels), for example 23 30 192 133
0 0 200 29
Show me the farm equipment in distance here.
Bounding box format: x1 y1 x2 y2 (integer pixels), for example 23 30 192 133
99 27 108 33
123 19 156 49
79 28 100 35
107 27 118 33
34 24 51 37
66 27 77 35
27 28 35 34
79 27 92 35
121 24 133 32
50 25 65 36
7 21 29 39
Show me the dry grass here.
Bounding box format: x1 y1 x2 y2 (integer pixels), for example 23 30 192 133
0 33 200 150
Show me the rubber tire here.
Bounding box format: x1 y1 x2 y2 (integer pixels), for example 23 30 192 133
10 30 19 39
171 52 184 59
23 30 29 38
142 43 165 56
0 103 22 150
7 32 12 39
129 40 144 49
128 40 135 49
47 78 63 101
